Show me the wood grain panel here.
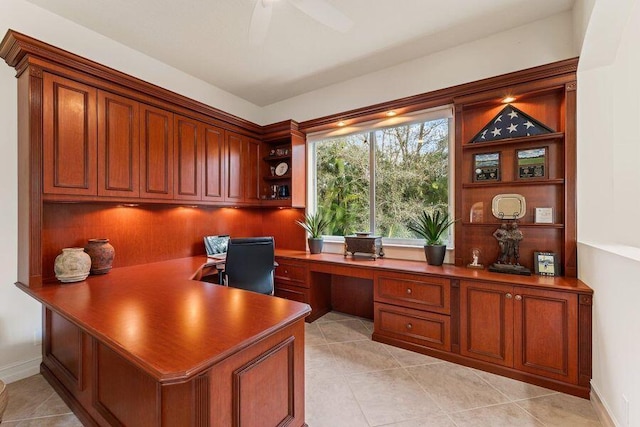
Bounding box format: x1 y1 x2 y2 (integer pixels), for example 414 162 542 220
98 90 139 197
202 125 225 201
243 137 262 204
261 208 306 251
174 115 202 200
43 72 97 195
331 276 374 319
460 280 514 367
374 303 451 351
47 309 83 390
226 132 243 202
140 104 173 199
375 272 450 314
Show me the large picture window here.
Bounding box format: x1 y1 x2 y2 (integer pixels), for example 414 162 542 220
309 106 454 246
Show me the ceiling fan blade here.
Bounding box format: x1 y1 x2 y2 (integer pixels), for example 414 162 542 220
288 0 353 33
249 0 273 45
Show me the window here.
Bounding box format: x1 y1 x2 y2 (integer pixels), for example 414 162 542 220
309 106 454 246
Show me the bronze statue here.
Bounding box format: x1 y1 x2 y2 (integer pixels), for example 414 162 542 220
489 221 531 275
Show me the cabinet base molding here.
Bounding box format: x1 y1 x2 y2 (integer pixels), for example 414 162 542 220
372 333 590 399
590 385 617 427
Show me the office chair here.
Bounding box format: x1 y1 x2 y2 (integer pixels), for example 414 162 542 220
222 237 275 295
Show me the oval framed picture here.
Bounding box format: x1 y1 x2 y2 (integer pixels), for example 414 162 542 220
275 162 289 176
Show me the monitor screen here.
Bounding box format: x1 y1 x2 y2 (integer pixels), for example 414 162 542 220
203 235 230 256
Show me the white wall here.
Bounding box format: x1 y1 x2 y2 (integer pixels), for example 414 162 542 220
577 0 640 425
261 11 577 124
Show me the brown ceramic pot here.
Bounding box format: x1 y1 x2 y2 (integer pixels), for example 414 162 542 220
84 238 115 274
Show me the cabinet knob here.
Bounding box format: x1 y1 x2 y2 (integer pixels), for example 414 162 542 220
406 323 413 330
406 288 412 295
515 295 522 301
284 269 288 274
505 293 513 299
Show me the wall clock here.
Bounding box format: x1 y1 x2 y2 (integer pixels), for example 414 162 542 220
275 162 289 176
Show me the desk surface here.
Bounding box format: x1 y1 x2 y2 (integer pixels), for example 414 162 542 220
19 256 310 382
275 250 593 294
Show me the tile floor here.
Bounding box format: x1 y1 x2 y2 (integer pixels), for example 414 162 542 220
2 311 602 426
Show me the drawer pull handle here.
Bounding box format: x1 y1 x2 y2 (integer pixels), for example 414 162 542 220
406 288 412 295
515 295 522 301
284 270 288 274
505 293 513 299
406 323 413 330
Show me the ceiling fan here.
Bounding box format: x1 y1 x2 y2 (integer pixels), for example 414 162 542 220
249 0 353 45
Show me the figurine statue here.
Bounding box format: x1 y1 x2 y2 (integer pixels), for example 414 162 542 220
489 221 531 276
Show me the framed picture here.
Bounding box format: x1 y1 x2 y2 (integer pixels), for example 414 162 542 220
534 207 554 224
534 252 559 276
516 147 547 179
474 152 500 182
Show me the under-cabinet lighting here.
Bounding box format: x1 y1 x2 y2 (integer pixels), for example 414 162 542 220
502 96 516 103
337 121 346 127
386 110 397 117
121 203 139 207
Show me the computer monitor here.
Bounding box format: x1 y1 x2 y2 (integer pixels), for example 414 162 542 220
203 235 230 258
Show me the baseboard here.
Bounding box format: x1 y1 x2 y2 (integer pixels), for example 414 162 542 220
591 382 619 427
0 356 42 384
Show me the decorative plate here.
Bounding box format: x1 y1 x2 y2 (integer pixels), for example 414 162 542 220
275 162 289 176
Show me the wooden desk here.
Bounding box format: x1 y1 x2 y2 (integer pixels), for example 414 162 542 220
274 250 593 398
19 257 310 426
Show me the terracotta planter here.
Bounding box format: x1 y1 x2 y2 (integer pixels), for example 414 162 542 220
84 238 115 274
308 238 323 254
54 248 91 283
424 245 446 266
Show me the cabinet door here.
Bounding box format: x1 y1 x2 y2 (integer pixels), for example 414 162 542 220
140 105 173 199
225 132 244 203
243 137 262 204
173 115 202 200
97 91 139 197
43 73 97 196
202 125 226 202
513 287 578 383
460 280 514 367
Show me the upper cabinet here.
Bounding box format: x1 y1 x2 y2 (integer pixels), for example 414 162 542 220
173 114 202 200
140 104 174 199
43 73 97 196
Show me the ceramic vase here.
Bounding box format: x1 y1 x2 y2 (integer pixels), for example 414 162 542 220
424 245 446 266
84 238 115 274
54 248 91 283
308 238 323 254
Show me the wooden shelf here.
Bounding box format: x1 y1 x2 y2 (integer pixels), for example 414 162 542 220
264 174 292 181
263 154 291 162
462 178 564 188
462 132 564 150
462 222 565 229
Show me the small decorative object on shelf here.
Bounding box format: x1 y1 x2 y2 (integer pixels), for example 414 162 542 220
54 247 91 283
278 185 290 198
489 222 531 276
275 162 289 176
467 247 484 269
407 208 458 266
295 212 329 254
344 235 384 259
469 202 484 223
84 238 115 274
517 147 547 179
534 251 559 276
470 104 554 143
474 152 500 181
491 194 526 220
534 207 554 224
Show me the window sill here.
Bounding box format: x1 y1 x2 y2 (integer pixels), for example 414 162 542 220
320 240 454 263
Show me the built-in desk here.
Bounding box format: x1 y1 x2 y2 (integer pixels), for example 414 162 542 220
274 249 593 398
19 257 310 427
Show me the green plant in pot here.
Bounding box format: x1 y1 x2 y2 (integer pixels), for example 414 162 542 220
408 208 458 266
295 212 329 254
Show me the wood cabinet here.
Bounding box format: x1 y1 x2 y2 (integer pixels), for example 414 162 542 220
202 125 226 202
460 279 578 383
98 90 140 198
140 104 174 199
173 114 202 200
43 72 97 196
274 257 331 322
244 136 262 204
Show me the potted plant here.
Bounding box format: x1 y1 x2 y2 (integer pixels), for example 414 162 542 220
295 212 329 254
407 208 458 266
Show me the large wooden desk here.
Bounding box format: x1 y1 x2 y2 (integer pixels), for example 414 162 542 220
274 250 593 398
19 256 310 427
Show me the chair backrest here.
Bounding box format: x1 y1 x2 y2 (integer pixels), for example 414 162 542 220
224 237 275 295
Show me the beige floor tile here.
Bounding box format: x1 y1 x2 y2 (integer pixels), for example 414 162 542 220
361 318 374 332
318 319 371 343
316 311 364 323
305 321 327 346
407 362 509 413
305 343 342 379
3 375 56 422
348 368 443 426
472 369 557 401
382 343 444 367
31 392 73 418
449 402 544 426
329 340 401 375
8 414 83 426
516 393 602 426
377 414 456 426
305 370 369 427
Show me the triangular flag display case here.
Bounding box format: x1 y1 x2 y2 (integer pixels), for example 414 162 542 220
454 75 577 278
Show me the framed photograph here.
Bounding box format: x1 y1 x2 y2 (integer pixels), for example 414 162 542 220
534 207 554 224
517 147 547 179
534 252 559 276
474 152 500 182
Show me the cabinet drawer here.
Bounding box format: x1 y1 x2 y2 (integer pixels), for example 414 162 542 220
274 260 308 286
274 281 309 304
374 303 451 352
375 272 450 314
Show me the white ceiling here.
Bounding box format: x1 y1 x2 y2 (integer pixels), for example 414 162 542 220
25 0 575 107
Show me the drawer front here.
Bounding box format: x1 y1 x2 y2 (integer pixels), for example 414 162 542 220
374 303 451 351
274 260 308 286
375 273 450 314
274 282 309 304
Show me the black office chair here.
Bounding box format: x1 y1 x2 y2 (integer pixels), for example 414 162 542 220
222 237 275 295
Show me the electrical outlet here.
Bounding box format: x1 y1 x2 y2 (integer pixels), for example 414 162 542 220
622 394 629 427
33 328 42 346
